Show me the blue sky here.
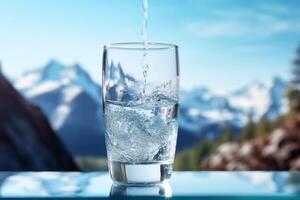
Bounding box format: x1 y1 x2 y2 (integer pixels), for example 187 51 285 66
0 0 299 92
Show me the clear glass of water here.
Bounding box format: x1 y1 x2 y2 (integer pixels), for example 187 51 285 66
102 42 179 185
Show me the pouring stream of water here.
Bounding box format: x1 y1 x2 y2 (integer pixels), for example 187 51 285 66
141 0 149 98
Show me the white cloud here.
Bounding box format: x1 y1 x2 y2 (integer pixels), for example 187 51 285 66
186 18 297 38
257 3 291 15
186 3 300 38
186 21 239 37
234 45 271 53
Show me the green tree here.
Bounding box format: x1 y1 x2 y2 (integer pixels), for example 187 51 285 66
240 113 256 141
192 139 216 170
174 150 193 171
174 139 217 171
287 46 300 113
255 117 272 138
219 126 234 144
273 115 286 128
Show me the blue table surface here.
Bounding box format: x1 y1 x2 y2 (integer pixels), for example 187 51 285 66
0 171 299 199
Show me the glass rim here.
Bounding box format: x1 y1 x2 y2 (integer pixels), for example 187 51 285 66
104 42 178 50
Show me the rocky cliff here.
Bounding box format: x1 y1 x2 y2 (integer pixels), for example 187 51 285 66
0 72 78 170
205 116 300 170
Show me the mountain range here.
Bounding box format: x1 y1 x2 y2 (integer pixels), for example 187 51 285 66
14 60 105 156
14 60 288 156
0 69 77 170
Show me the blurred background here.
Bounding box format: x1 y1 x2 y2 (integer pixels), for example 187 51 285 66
0 0 299 171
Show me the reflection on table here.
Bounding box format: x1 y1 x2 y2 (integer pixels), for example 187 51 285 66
110 182 172 198
0 172 299 198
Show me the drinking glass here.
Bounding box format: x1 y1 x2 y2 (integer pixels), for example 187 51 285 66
102 42 179 185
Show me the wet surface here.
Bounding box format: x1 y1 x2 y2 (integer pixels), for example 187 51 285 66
0 172 299 199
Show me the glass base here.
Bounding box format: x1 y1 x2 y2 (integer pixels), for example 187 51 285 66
110 182 172 197
108 161 173 185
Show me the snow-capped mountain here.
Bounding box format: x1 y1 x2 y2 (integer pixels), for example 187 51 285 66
228 77 288 121
15 60 100 103
180 77 288 139
14 60 105 156
14 60 289 155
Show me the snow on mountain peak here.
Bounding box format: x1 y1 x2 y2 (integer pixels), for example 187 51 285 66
13 60 102 132
229 81 271 121
15 60 101 102
53 104 71 129
40 60 92 85
227 77 288 121
180 76 288 136
14 73 41 90
51 85 83 129
63 86 82 102
26 81 61 97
